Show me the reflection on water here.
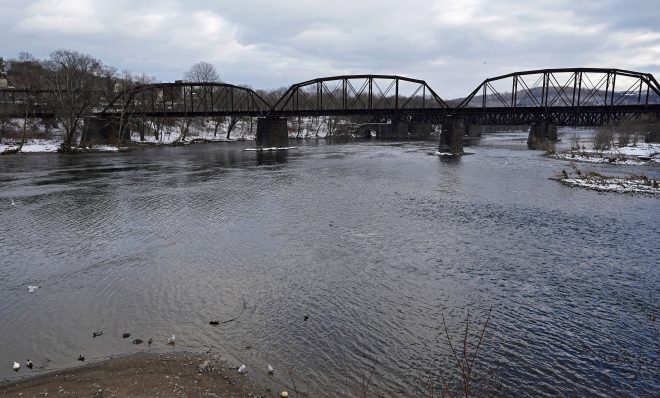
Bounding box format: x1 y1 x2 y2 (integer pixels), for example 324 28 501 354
0 135 657 397
256 150 289 165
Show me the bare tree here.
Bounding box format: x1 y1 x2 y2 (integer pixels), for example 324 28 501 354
115 70 157 142
4 52 47 150
46 50 110 151
7 52 48 90
181 62 221 141
0 117 16 143
184 61 220 83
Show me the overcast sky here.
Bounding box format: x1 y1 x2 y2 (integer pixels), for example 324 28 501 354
1 0 659 98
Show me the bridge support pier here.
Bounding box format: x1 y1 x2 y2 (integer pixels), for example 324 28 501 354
646 121 660 143
439 117 466 154
256 117 289 148
373 120 409 139
81 116 129 147
409 123 434 139
359 121 433 139
527 121 558 148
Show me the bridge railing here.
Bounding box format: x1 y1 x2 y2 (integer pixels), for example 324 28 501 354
456 68 660 109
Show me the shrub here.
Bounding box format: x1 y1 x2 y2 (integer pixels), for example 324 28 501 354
593 128 613 150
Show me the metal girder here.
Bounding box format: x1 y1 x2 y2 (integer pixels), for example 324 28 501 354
457 68 660 110
101 82 272 117
271 74 449 114
2 70 660 127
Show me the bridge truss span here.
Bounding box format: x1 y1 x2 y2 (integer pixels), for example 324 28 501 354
102 82 272 117
457 68 660 111
271 74 449 116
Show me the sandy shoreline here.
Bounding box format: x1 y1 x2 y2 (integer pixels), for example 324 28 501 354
0 351 287 397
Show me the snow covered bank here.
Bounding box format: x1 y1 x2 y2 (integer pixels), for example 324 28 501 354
0 139 125 154
550 143 660 165
553 169 659 195
0 139 60 153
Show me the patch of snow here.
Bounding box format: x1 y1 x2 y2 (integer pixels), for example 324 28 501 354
0 139 61 153
243 147 297 151
19 141 61 153
93 145 121 152
551 143 660 165
558 176 659 195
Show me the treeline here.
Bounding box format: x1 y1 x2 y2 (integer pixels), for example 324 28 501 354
0 50 158 151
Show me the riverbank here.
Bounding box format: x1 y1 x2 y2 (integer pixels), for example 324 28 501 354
548 142 660 165
0 351 283 397
552 168 660 195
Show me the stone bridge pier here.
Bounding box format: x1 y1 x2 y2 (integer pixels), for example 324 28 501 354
355 121 434 139
527 120 558 148
256 117 289 148
439 116 468 154
646 119 660 143
81 116 130 147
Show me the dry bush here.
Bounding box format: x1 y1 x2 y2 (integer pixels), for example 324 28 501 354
593 128 614 150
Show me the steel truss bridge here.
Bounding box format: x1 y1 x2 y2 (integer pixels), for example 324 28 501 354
1 68 659 126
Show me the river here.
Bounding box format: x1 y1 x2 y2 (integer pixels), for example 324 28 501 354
0 132 658 396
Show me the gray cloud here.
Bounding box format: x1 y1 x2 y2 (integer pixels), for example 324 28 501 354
1 0 658 98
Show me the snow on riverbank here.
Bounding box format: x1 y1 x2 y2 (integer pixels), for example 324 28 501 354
243 146 296 151
554 170 659 195
0 139 123 154
550 143 660 165
0 139 60 153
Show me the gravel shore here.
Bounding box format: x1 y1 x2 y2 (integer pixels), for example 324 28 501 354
0 352 285 397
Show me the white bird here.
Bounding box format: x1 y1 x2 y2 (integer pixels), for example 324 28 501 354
9 197 15 206
28 285 39 293
167 334 176 345
13 362 20 371
238 364 246 374
267 364 274 374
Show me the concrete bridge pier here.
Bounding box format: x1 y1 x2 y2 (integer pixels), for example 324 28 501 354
646 120 660 143
408 123 434 139
81 116 129 147
356 121 434 139
373 120 409 139
256 117 289 148
527 120 558 148
439 116 467 154
353 123 384 138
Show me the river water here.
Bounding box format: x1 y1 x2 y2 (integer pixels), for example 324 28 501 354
0 132 658 396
